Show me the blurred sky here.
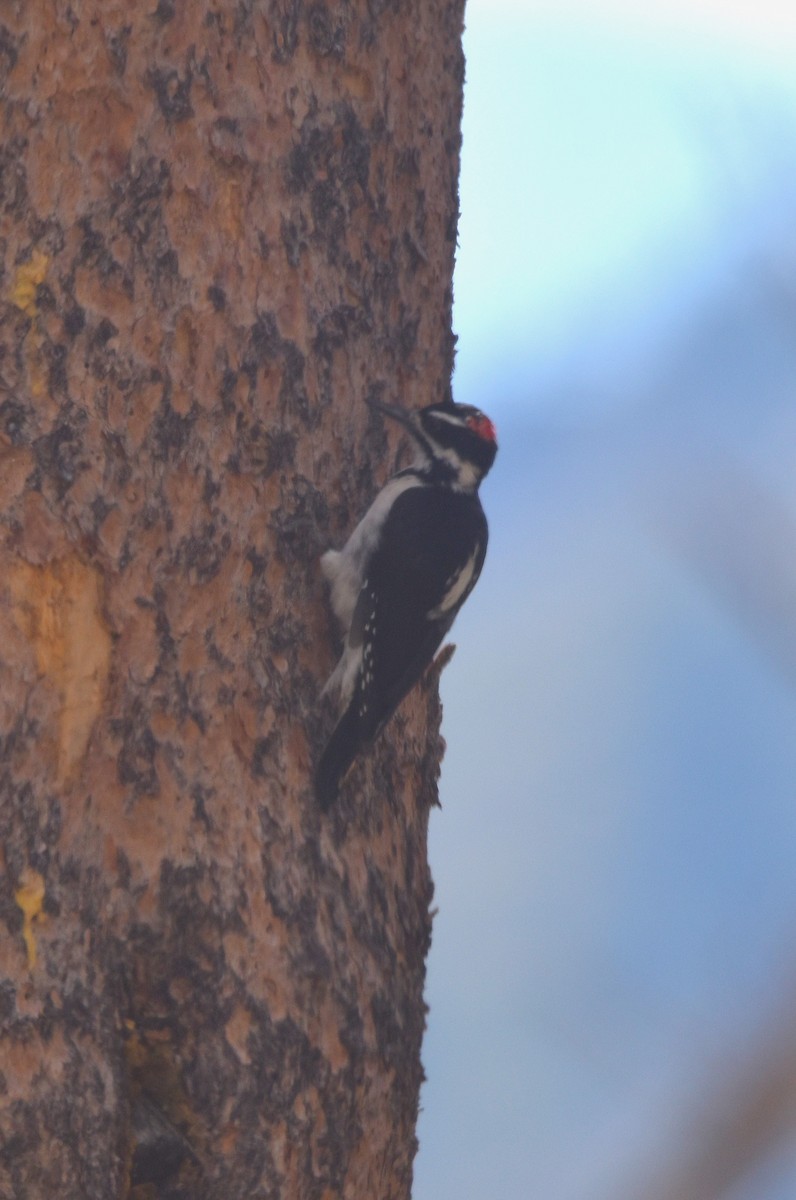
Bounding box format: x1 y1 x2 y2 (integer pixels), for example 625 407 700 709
415 3 796 1199
454 0 796 416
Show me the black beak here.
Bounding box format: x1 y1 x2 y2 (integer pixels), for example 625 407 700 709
366 396 427 449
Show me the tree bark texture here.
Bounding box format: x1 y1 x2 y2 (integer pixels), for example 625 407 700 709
0 2 465 1196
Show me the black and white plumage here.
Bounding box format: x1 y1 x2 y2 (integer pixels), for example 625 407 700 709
315 396 498 809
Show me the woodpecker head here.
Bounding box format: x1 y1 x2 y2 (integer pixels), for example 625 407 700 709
368 397 498 490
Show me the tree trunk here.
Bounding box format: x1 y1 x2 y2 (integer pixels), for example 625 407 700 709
0 3 465 1196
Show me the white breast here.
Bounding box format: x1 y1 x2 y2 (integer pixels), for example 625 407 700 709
322 474 425 630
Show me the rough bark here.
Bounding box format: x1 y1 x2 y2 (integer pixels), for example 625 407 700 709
0 2 465 1196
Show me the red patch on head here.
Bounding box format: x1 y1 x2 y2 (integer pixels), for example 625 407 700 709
467 414 497 444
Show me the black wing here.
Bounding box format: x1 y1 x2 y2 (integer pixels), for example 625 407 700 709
315 486 487 807
362 485 488 732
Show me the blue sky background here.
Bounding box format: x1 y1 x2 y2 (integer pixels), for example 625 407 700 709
415 3 796 1198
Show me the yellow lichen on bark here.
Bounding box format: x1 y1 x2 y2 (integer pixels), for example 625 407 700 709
14 867 45 969
9 556 111 784
9 250 49 316
9 251 50 397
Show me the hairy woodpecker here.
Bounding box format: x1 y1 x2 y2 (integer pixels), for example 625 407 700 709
315 396 498 809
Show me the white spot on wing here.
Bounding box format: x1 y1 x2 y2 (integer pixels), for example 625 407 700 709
428 548 479 618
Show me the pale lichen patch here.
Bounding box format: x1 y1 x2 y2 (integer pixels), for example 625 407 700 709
9 556 111 783
9 250 49 316
9 251 50 397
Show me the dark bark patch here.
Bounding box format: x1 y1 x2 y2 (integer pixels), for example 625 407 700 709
34 282 55 311
256 230 271 260
283 106 369 259
147 66 194 124
111 157 171 247
246 549 272 622
191 783 214 829
153 589 176 664
280 214 305 267
0 398 29 445
130 1095 190 1188
102 430 132 489
90 494 113 534
264 428 297 474
270 477 327 567
206 283 226 311
305 4 345 58
248 1010 323 1119
246 311 282 370
242 313 309 423
312 303 368 363
153 0 176 22
232 0 255 39
202 467 221 506
62 304 86 339
46 342 68 397
219 365 237 413
149 391 196 463
175 524 231 583
311 179 345 249
0 24 19 91
370 989 404 1071
233 421 297 477
0 979 16 1024
0 137 28 216
394 308 419 358
77 218 131 294
284 104 369 205
33 413 89 498
395 146 420 177
114 705 160 797
157 249 179 280
338 107 370 193
105 24 131 75
209 116 249 168
277 339 307 417
92 317 118 347
251 732 280 780
270 0 301 63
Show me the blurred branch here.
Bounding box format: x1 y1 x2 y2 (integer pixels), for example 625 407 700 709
625 457 796 1197
617 990 796 1200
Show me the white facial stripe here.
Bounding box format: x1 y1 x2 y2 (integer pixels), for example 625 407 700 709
427 409 465 427
434 445 479 490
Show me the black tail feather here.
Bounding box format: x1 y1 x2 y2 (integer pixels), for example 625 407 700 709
314 703 365 810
